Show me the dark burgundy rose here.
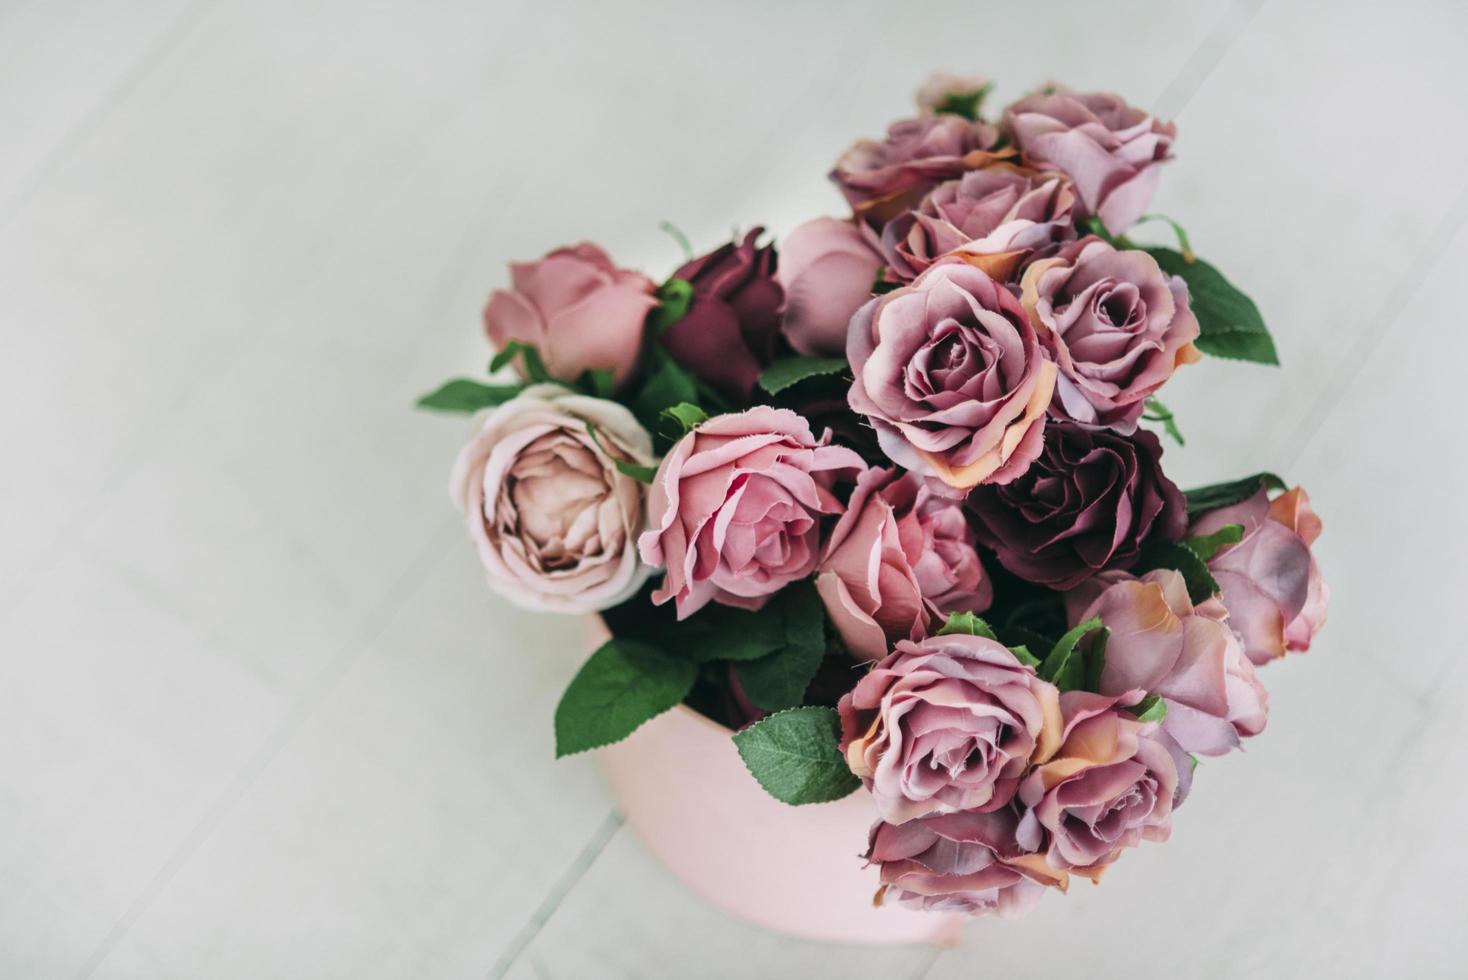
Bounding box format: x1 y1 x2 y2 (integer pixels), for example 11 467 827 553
967 423 1186 589
661 228 784 402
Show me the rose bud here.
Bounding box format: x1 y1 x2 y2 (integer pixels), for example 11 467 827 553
831 115 1002 226
817 467 991 661
1020 237 1201 430
967 422 1187 589
449 385 653 613
661 228 784 403
847 259 1057 490
1016 690 1191 877
637 407 863 619
776 217 883 358
866 809 1068 919
914 71 992 116
1004 89 1175 235
1078 569 1269 756
483 243 657 390
876 166 1076 284
838 633 1061 823
1189 486 1329 665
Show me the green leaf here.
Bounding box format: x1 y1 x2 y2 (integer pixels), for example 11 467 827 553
757 356 849 395
554 639 697 757
1039 617 1105 691
1131 693 1168 723
936 611 998 640
732 706 860 805
1144 247 1279 365
932 82 993 121
1143 395 1185 446
1185 523 1244 561
489 340 554 382
735 582 827 711
647 278 694 336
629 347 702 443
1009 644 1041 668
579 368 617 399
1136 542 1220 605
1084 628 1109 692
1184 472 1287 516
661 402 709 433
415 379 522 414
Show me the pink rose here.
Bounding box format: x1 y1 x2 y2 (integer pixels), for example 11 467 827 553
449 385 653 613
817 467 991 661
1017 690 1191 876
847 259 1057 489
1190 486 1329 665
1020 237 1201 430
831 115 1001 225
1004 90 1175 236
483 243 658 389
866 809 1068 918
637 407 863 618
838 633 1061 823
776 217 882 358
1080 569 1268 756
876 165 1077 284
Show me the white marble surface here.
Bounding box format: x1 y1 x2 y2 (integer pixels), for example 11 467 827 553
1 1 1463 977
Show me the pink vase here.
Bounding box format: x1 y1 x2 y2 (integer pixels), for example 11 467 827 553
596 624 963 945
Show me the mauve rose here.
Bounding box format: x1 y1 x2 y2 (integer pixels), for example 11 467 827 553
848 259 1057 490
877 166 1077 284
1079 569 1268 756
818 467 992 660
662 229 783 403
914 71 992 115
1017 690 1191 876
831 115 1002 225
838 633 1061 823
637 406 863 618
1190 486 1329 665
967 422 1187 589
776 217 882 358
483 243 657 390
1004 89 1175 235
1020 236 1201 430
866 809 1067 918
450 384 653 613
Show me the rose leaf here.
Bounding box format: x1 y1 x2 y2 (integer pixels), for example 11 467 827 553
732 706 861 806
554 639 696 758
415 379 523 414
1144 247 1279 365
757 356 849 395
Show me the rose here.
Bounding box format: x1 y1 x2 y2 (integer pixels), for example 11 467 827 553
1190 486 1329 665
866 809 1067 918
482 243 657 390
1080 569 1269 756
1004 89 1175 235
914 71 992 116
967 422 1187 589
1016 690 1191 876
876 166 1076 284
776 217 882 358
661 228 784 403
637 406 863 618
831 115 1002 225
817 467 991 660
1020 236 1201 430
847 259 1057 489
449 384 653 613
838 633 1061 822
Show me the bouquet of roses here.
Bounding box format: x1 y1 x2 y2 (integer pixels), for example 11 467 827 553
421 72 1328 920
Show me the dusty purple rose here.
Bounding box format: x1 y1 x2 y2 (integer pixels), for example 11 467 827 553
967 422 1186 589
866 809 1067 918
662 229 783 402
637 407 863 618
1079 569 1268 756
877 165 1077 284
1190 486 1329 666
831 115 1002 225
483 243 658 389
776 217 882 358
1020 236 1201 430
1017 690 1191 876
838 632 1061 822
848 259 1057 490
1004 89 1175 235
817 467 992 661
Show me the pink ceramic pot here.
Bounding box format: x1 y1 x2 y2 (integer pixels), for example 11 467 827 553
594 627 962 946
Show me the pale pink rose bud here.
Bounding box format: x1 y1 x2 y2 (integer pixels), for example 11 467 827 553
776 217 882 358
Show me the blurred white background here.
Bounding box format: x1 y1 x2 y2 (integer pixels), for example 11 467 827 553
2 0 1465 977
